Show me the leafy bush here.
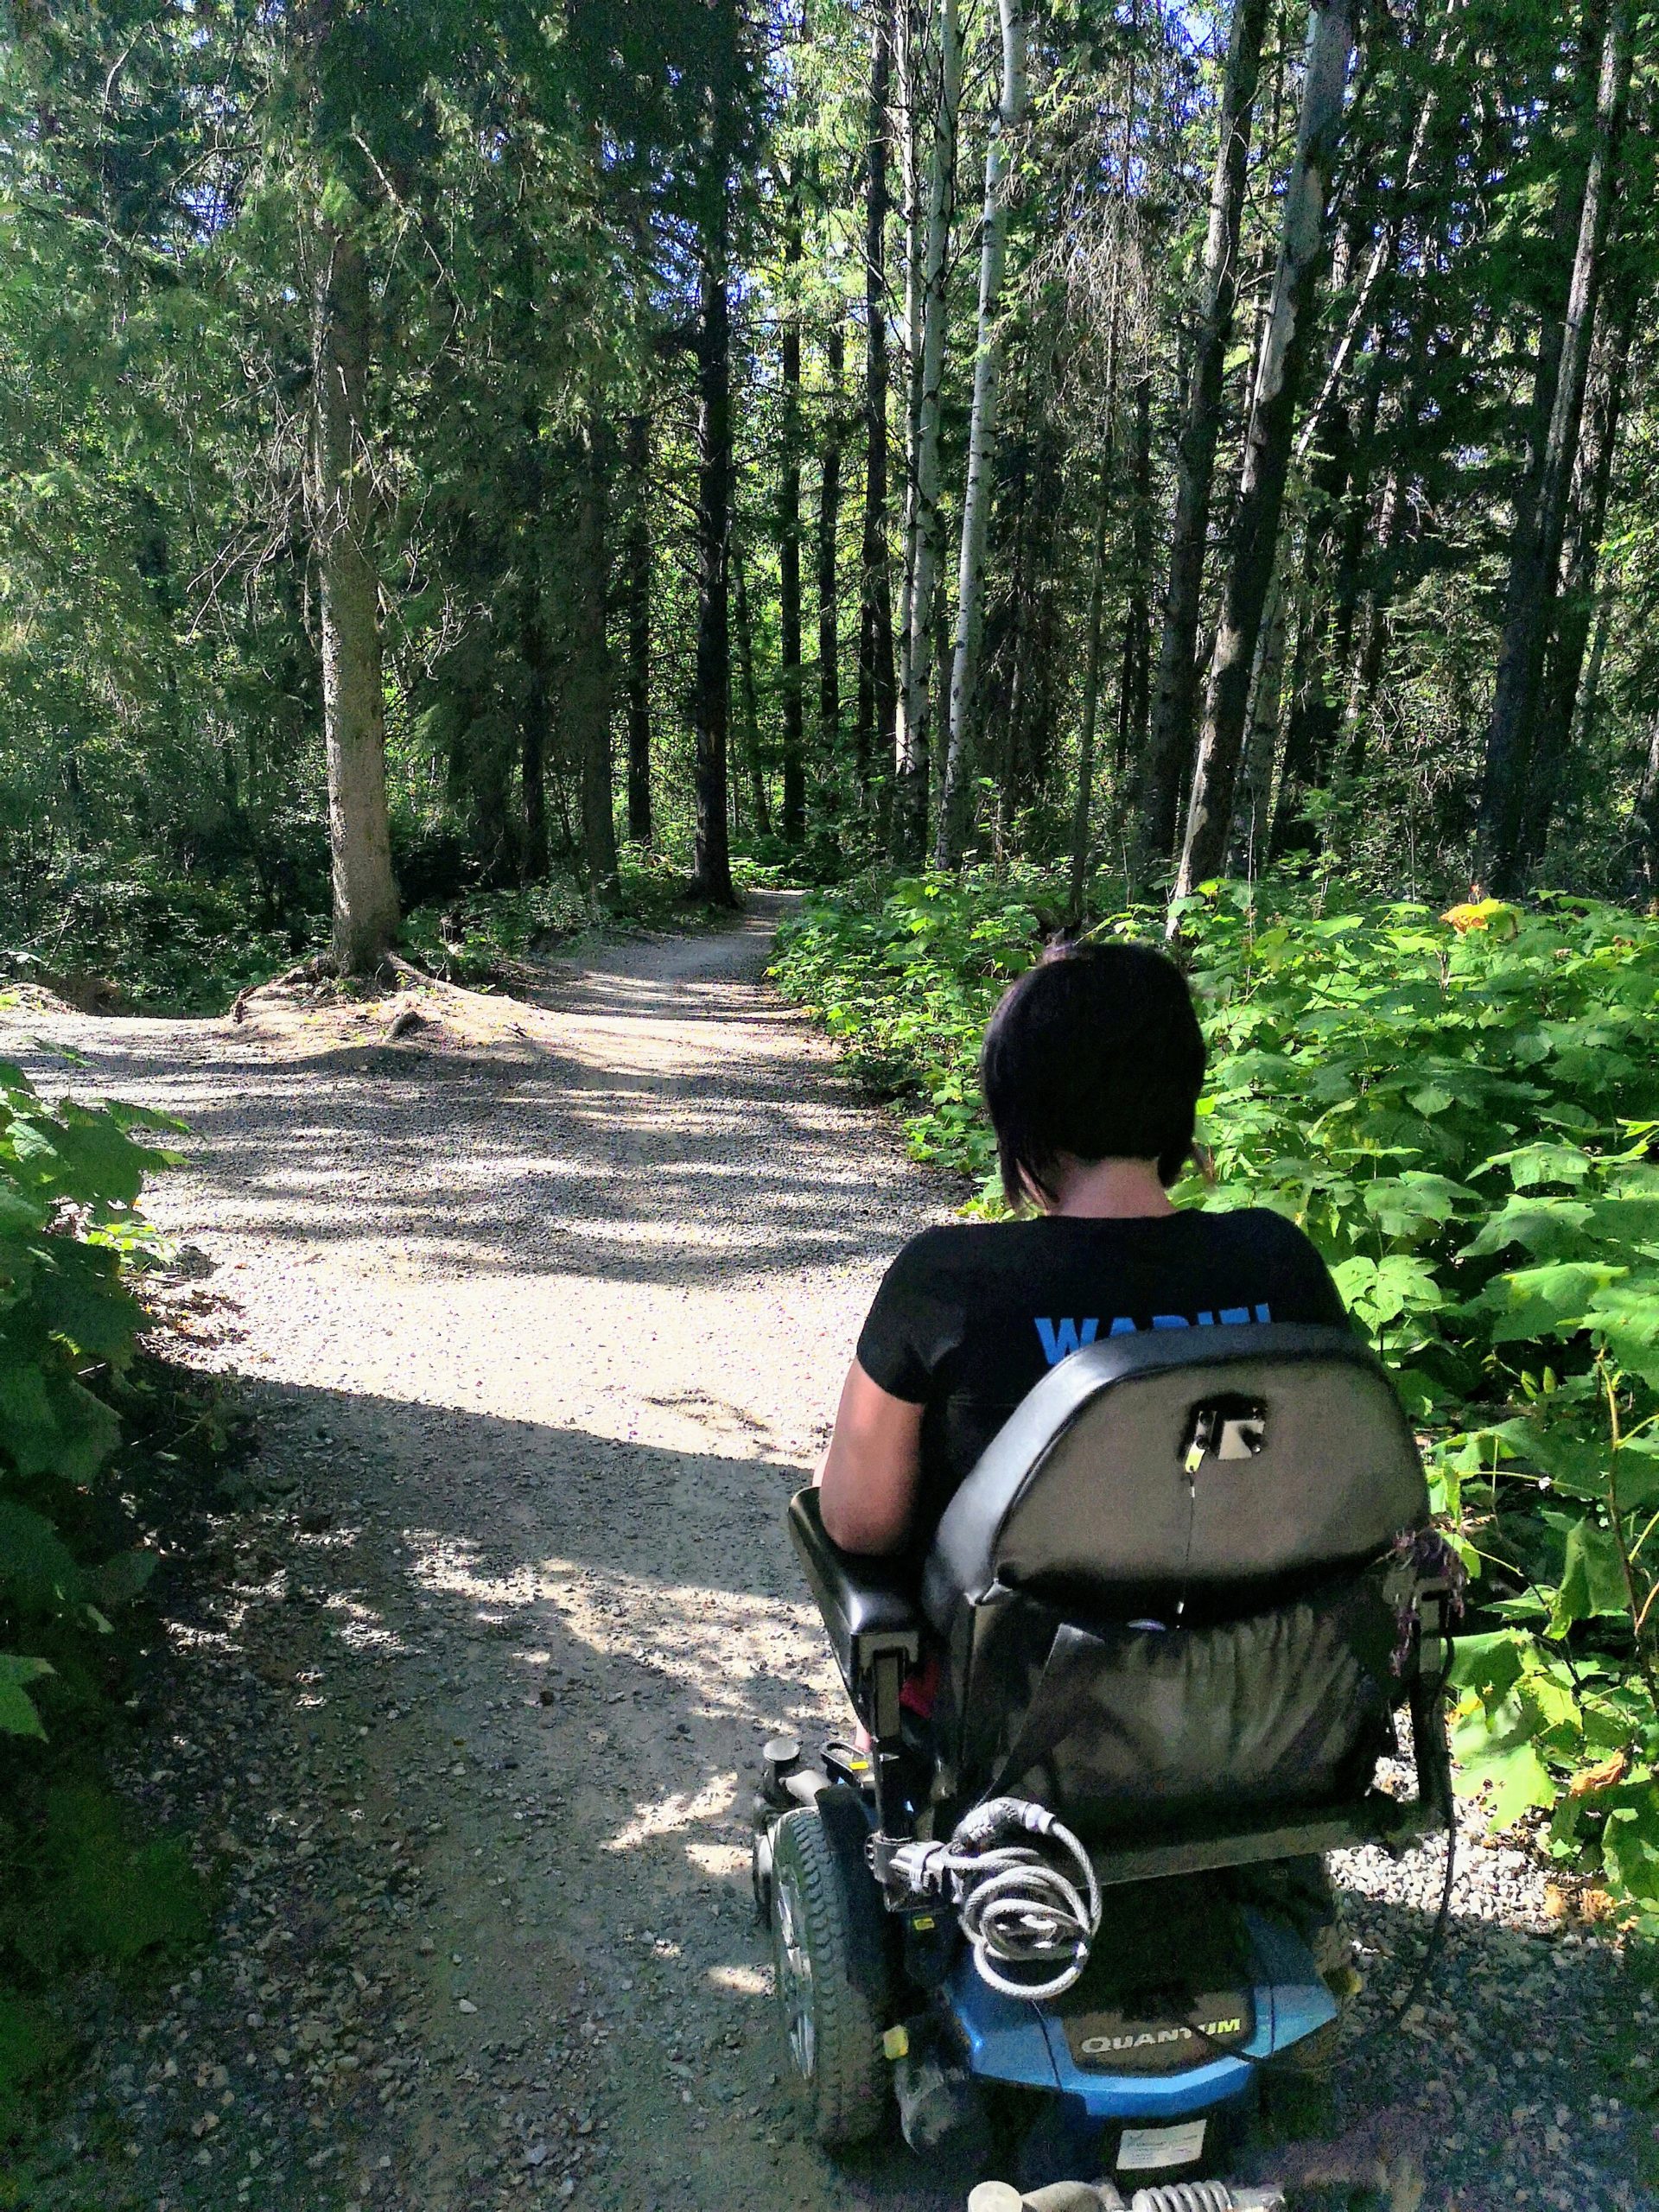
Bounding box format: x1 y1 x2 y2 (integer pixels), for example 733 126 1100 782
402 851 753 986
401 875 594 984
0 1063 212 2138
2 861 325 1016
0 1058 177 1739
773 871 1659 1925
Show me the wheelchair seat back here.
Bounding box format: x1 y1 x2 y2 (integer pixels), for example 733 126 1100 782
918 1323 1431 1839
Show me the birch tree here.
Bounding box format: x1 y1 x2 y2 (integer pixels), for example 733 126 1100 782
1475 0 1630 893
623 413 652 847
779 193 806 843
1133 0 1273 887
1521 298 1635 868
817 319 844 771
855 0 898 804
690 214 736 907
893 0 961 861
571 421 617 898
935 0 1028 868
1173 0 1356 906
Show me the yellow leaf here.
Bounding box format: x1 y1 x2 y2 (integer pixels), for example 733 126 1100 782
1441 898 1520 937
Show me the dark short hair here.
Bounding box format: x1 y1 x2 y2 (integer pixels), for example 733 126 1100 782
979 940 1207 1207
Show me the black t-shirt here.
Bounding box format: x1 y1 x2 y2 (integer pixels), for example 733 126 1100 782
855 1207 1349 1548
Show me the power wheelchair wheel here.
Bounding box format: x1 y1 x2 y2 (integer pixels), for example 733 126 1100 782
1274 1882 1357 2080
767 1803 890 2149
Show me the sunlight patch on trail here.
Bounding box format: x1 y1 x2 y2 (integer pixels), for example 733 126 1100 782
606 1773 736 1855
403 1539 831 1722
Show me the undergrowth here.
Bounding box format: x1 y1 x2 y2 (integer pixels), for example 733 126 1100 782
2 847 774 1015
772 868 1659 1929
401 850 740 987
0 1065 227 2139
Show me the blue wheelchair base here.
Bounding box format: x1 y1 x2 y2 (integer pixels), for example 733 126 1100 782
947 1909 1336 2124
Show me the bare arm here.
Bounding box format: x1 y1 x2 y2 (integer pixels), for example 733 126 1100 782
816 1358 925 1555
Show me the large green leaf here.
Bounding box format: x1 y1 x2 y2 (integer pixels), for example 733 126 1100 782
0 1653 54 1738
1602 1799 1659 1904
1458 1198 1593 1262
1471 1261 1629 1343
1479 1142 1596 1191
1331 1252 1445 1332
1548 1518 1630 1636
1452 1697 1560 1827
1360 1172 1469 1238
1583 1281 1659 1392
0 1497 84 1611
80 1547 156 1610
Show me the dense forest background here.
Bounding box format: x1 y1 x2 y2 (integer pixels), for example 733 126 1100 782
2 0 1657 993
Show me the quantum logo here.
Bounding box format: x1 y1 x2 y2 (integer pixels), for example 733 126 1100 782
1077 2018 1244 2055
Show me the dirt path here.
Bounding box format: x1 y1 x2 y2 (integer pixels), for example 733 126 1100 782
6 899 1656 2212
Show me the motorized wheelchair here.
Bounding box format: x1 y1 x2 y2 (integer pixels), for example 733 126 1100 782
751 1323 1457 2202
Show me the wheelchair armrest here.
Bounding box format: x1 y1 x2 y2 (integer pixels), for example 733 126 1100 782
787 1489 922 1697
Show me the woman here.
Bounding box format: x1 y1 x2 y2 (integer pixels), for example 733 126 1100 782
816 938 1359 2013
817 938 1348 1560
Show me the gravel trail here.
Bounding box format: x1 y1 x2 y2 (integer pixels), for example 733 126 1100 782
5 896 1656 2212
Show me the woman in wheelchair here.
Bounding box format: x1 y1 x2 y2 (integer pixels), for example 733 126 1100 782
817 939 1347 1565
763 938 1452 2181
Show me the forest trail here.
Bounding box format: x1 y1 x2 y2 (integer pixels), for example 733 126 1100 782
3 899 1654 2212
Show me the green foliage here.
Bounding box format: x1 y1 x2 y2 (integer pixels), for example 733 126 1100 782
401 878 595 985
0 1062 175 1736
1 1786 209 1982
0 1067 211 2140
774 869 1659 1923
401 852 741 985
3 864 326 1017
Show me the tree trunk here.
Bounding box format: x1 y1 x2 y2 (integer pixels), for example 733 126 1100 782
733 547 772 837
1294 0 1461 466
779 198 806 843
1225 550 1289 876
1134 0 1273 887
1475 0 1630 893
936 0 1028 868
623 411 652 846
855 0 899 809
817 319 844 781
895 0 925 687
1630 709 1659 905
1342 443 1413 779
1520 296 1634 870
1115 370 1154 772
1068 453 1112 925
1268 395 1357 855
520 601 550 882
572 422 617 899
1173 0 1355 906
893 0 961 861
309 221 398 974
690 220 736 906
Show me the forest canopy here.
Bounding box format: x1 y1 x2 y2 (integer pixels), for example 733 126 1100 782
1 0 1657 989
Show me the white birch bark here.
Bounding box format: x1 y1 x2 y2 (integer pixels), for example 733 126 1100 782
934 0 1029 868
1173 0 1356 907
892 0 961 858
894 0 926 677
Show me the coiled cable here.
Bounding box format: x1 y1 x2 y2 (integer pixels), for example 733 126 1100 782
887 1796 1102 2000
1128 2183 1249 2212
